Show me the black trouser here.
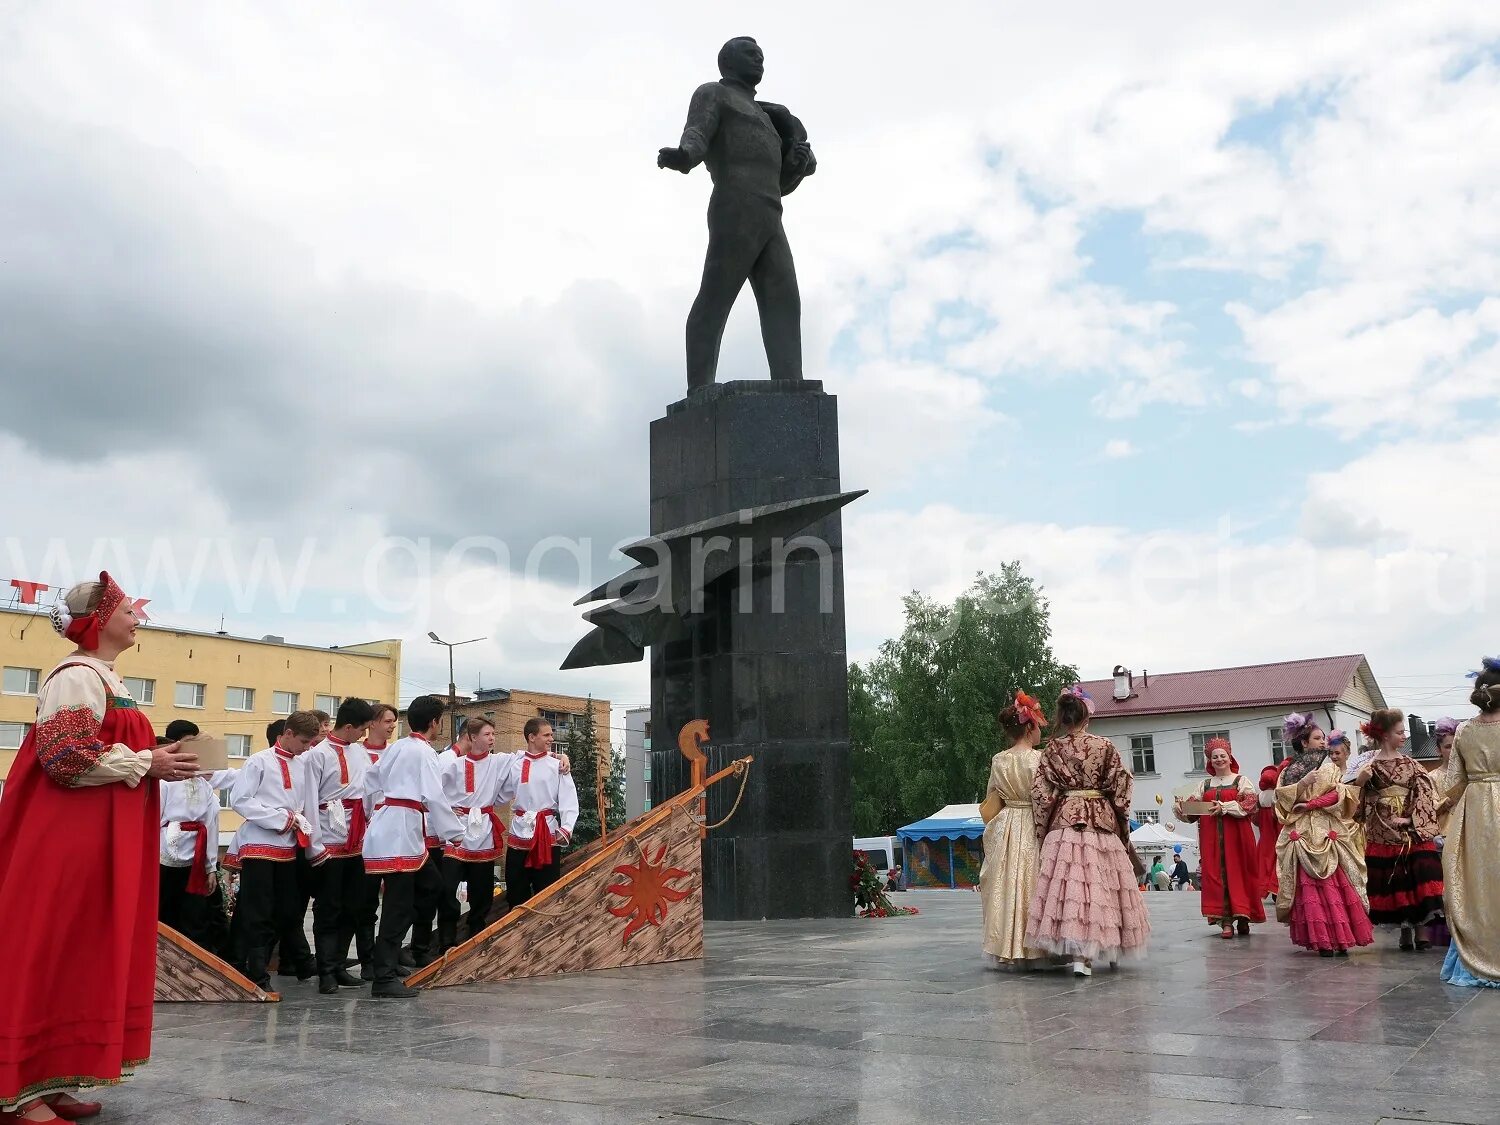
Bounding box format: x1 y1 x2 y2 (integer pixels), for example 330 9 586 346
443 856 497 941
312 855 365 977
408 847 454 963
355 871 382 969
159 864 213 949
238 857 308 988
373 867 417 986
505 846 560 907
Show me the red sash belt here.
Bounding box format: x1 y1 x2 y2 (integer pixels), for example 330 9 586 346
456 805 505 852
380 796 430 845
323 797 368 852
180 821 212 895
515 808 559 869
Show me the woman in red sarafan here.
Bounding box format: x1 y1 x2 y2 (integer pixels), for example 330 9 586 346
1177 738 1265 939
0 574 197 1123
1253 757 1288 901
1356 707 1445 951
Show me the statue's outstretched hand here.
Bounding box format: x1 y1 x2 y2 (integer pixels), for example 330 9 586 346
657 146 692 173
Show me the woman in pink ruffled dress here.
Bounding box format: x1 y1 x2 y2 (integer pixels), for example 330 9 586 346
1025 686 1150 977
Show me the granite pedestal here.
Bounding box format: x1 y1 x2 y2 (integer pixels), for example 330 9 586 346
648 380 853 921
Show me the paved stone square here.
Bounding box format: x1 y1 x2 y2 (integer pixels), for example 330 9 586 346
113 891 1499 1124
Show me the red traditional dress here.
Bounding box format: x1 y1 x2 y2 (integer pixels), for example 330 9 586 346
1184 771 1266 926
1253 760 1286 900
0 655 158 1109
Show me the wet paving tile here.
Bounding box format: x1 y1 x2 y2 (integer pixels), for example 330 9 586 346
83 891 1498 1123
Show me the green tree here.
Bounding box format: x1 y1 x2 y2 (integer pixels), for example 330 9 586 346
564 698 626 847
849 564 1078 836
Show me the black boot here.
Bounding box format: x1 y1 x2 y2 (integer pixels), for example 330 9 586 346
372 979 418 999
437 919 458 958
246 948 271 991
315 933 339 994
355 923 376 981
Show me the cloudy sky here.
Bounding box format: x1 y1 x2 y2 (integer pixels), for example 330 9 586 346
2 1 1496 733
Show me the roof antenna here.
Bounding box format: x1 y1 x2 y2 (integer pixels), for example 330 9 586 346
216 613 227 637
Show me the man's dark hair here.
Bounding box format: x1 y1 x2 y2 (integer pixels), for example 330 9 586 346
266 718 287 747
523 717 552 741
335 697 375 729
407 695 446 736
164 719 200 742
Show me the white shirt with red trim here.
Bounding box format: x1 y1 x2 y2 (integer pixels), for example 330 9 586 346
441 751 514 862
303 736 375 856
159 769 239 871
496 751 579 848
363 734 464 874
227 747 321 865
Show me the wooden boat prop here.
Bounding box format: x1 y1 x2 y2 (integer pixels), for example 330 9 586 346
408 753 751 988
155 923 278 1003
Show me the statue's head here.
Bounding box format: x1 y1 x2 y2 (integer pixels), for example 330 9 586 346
718 37 764 87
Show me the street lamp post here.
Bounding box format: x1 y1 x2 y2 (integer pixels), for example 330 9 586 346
427 631 485 745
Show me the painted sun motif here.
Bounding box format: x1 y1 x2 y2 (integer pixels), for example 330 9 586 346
606 843 694 945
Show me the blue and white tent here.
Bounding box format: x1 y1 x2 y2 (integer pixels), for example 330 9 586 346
897 804 986 888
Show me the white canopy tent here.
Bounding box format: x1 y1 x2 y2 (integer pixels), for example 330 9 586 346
1129 821 1196 858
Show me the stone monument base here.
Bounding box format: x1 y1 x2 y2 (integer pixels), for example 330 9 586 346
649 381 854 920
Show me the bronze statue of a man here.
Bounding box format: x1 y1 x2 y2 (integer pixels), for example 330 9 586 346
658 37 816 391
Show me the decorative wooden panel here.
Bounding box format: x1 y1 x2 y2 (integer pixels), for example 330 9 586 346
409 758 748 989
155 923 278 1003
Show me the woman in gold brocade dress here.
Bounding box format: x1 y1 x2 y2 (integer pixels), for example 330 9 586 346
979 691 1047 969
1440 659 1500 988
1274 717 1374 957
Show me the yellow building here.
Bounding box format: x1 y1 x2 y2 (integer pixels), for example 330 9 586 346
403 688 611 764
0 606 401 842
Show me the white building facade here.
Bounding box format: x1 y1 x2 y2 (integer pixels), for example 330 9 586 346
624 706 651 819
1079 655 1387 851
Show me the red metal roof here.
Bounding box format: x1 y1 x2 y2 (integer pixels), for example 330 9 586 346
1078 655 1376 718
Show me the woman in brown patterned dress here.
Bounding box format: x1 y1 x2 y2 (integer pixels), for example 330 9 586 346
1356 708 1444 950
1025 686 1150 977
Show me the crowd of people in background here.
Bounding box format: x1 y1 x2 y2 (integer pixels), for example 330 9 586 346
977 657 1500 989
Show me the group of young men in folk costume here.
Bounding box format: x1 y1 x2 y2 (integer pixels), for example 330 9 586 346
155 694 579 999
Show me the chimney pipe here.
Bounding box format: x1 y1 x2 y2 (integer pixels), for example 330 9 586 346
1112 665 1133 702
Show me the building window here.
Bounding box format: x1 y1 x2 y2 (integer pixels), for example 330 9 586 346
1130 735 1156 775
2 667 40 696
0 721 33 749
1269 726 1289 765
315 694 340 715
1190 730 1231 773
227 734 253 759
644 761 653 783
176 682 206 709
539 709 576 737
272 691 299 715
123 676 155 705
218 789 232 809
1134 809 1160 824
225 687 255 712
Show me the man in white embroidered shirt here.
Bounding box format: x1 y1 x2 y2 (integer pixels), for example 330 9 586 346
363 694 464 998
499 718 580 907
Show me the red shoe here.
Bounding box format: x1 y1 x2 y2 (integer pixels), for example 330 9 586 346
45 1098 99 1120
1 1103 63 1122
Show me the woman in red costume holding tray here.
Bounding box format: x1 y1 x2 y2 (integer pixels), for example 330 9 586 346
1176 737 1265 939
0 574 198 1123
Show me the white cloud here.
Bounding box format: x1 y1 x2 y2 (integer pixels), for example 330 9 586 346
1102 439 1138 459
843 500 1493 717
